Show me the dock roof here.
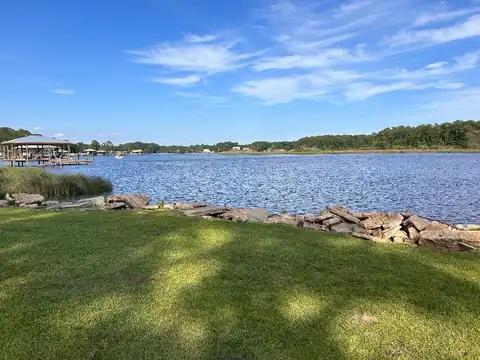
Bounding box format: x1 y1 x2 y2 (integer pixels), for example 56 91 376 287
1 135 71 146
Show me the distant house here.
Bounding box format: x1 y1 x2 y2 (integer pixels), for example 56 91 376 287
131 149 143 154
242 147 251 152
203 149 211 153
232 146 241 152
82 148 98 156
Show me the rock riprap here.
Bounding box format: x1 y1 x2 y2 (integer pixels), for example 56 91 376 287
169 202 479 252
2 193 479 252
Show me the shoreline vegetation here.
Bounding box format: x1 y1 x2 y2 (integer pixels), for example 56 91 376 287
0 167 112 199
220 148 480 155
2 120 480 154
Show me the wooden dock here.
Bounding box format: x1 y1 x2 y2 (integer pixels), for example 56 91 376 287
3 158 93 167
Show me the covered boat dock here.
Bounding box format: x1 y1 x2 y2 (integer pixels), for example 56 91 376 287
1 135 93 167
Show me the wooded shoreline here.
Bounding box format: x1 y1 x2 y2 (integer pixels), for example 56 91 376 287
220 148 480 155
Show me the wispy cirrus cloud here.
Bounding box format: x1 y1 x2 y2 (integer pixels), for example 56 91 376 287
130 0 480 106
53 133 67 138
389 14 480 48
129 33 262 86
413 7 480 27
33 126 43 131
53 88 75 95
184 34 218 43
233 0 480 104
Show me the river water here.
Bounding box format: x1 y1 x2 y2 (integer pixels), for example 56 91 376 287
49 153 480 223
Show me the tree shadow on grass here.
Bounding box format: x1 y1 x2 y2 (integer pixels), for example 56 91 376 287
1 210 480 359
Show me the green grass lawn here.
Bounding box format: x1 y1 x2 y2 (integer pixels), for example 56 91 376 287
1 209 480 360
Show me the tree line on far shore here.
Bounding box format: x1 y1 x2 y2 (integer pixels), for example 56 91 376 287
2 120 480 153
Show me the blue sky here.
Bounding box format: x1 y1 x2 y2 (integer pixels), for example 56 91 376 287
1 0 480 145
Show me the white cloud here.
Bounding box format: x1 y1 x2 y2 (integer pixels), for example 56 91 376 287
413 8 480 27
425 62 448 69
33 126 43 130
53 89 75 95
252 47 369 71
344 81 463 101
53 133 67 138
129 34 261 85
232 75 329 104
390 15 480 48
338 0 374 16
184 34 217 43
236 49 479 103
130 0 480 105
111 132 121 137
151 75 203 86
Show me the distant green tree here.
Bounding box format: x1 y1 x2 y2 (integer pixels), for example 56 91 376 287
4 120 480 154
101 141 114 152
0 127 33 143
90 140 100 150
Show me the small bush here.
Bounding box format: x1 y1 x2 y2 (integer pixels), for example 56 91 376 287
0 167 113 199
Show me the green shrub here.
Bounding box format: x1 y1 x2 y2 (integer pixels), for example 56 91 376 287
0 167 112 199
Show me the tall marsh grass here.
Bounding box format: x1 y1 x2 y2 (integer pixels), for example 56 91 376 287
0 167 113 199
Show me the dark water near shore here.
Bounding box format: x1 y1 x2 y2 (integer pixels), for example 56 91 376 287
49 153 480 223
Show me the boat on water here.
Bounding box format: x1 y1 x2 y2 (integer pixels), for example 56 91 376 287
115 154 123 159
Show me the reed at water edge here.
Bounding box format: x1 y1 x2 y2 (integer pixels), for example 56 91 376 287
0 167 112 200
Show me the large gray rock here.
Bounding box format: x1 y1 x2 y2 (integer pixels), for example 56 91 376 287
317 210 334 222
303 215 317 223
330 222 356 234
419 231 480 251
404 215 431 231
407 226 420 241
328 205 360 224
303 222 325 231
107 202 127 210
79 196 105 208
219 208 270 223
382 226 402 240
264 214 301 227
182 206 228 217
393 230 408 244
247 208 270 223
350 212 376 220
46 202 83 210
173 202 207 210
107 194 150 209
0 200 9 207
353 225 371 235
360 213 403 230
323 216 342 227
12 193 45 205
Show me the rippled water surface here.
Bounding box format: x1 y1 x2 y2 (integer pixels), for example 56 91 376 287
50 153 480 223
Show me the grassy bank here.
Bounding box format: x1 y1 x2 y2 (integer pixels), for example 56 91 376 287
0 167 112 199
1 209 480 359
221 148 480 155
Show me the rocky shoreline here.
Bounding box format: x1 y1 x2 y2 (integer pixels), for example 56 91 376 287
2 193 479 252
